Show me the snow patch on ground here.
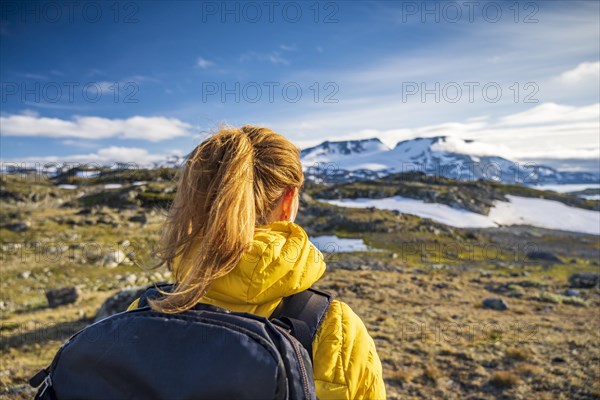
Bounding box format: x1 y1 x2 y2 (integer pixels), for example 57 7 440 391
488 195 599 235
320 195 600 235
321 197 496 228
530 183 600 193
309 235 371 252
104 184 123 190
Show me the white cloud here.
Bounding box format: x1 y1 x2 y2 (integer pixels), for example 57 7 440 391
17 72 48 80
3 146 169 166
560 61 600 84
279 102 600 165
498 103 600 126
279 44 297 51
0 114 195 141
240 51 290 65
430 136 513 158
407 103 599 162
61 139 99 149
196 57 215 69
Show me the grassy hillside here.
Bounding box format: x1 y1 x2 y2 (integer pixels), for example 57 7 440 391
1 170 599 399
304 172 600 214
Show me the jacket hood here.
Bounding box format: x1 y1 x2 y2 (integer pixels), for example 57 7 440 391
173 221 326 316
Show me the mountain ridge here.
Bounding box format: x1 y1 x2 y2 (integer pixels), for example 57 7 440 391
301 136 599 185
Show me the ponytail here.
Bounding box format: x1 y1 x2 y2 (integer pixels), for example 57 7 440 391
149 125 303 313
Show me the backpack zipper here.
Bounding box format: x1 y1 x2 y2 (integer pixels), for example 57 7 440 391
275 326 311 399
37 375 52 398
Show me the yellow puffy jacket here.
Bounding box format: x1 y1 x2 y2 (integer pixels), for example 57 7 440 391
127 221 386 399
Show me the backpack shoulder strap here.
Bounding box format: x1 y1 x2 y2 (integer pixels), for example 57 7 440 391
137 282 173 308
137 282 334 360
270 288 334 361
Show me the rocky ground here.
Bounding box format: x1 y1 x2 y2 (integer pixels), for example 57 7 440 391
0 171 599 399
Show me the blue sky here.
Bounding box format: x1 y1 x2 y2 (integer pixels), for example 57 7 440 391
1 0 599 171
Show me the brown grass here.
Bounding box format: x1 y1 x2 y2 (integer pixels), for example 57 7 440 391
516 363 542 377
506 347 534 362
390 368 415 385
490 371 521 389
423 364 442 382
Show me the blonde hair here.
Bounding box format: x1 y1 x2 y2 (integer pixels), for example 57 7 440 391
149 125 304 313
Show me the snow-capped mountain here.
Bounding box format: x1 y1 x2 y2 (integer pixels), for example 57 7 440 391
301 138 390 161
3 136 596 186
151 155 186 169
301 136 599 185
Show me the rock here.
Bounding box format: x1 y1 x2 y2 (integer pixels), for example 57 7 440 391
464 230 478 240
564 289 580 297
482 298 509 311
5 221 31 232
0 300 8 310
97 215 114 225
18 271 31 279
128 214 148 224
45 286 80 308
103 260 118 268
526 250 561 263
150 271 164 282
122 273 137 285
300 192 313 204
94 286 147 322
569 273 600 289
120 190 138 201
1 242 22 252
102 250 132 268
136 276 149 285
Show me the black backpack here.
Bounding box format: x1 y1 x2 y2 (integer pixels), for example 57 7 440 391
29 282 334 400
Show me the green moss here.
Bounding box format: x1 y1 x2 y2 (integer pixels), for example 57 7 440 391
534 291 589 307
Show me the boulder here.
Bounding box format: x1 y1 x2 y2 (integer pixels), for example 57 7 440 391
569 273 600 289
102 249 132 268
46 286 80 308
482 298 509 311
128 214 148 224
18 271 31 279
94 286 147 322
121 273 138 285
5 221 31 232
526 250 561 263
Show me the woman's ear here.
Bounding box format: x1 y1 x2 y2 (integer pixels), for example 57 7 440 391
280 187 297 221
